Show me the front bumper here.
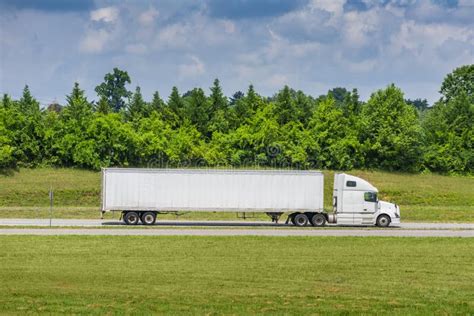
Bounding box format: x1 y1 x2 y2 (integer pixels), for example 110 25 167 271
390 217 401 226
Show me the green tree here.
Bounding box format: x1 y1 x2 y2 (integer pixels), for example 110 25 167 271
229 91 244 106
47 102 63 113
360 84 422 171
328 87 350 104
51 83 94 167
423 92 473 173
233 85 263 126
137 113 171 167
166 123 205 166
150 91 165 114
64 82 93 121
95 68 132 112
294 90 313 125
127 86 147 121
19 85 40 114
209 79 228 112
274 86 297 125
440 64 474 102
84 113 140 169
406 98 429 112
95 96 111 114
308 96 361 170
0 106 15 168
5 86 44 166
207 79 230 136
1 94 12 109
185 88 210 136
165 86 186 126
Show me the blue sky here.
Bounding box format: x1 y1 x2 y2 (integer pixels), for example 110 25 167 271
0 0 473 106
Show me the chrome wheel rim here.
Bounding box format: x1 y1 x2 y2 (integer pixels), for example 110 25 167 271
296 216 306 225
129 215 137 224
144 215 153 224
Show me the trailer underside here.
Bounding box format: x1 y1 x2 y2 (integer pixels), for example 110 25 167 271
113 210 330 227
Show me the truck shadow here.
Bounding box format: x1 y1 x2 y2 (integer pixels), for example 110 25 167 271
100 221 394 228
102 220 285 227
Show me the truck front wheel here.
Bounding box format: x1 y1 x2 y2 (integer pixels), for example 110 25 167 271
376 214 391 227
311 214 326 227
123 212 140 225
141 212 157 225
293 213 309 227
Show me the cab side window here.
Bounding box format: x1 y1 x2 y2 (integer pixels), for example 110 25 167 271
346 181 357 187
364 192 377 202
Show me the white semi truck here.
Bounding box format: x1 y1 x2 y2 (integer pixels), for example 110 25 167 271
101 168 400 227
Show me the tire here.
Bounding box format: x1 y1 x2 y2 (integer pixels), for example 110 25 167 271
376 214 391 227
123 211 140 225
141 212 156 225
293 213 309 227
311 213 326 227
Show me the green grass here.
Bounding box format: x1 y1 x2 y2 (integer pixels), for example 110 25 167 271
0 168 473 222
0 236 472 314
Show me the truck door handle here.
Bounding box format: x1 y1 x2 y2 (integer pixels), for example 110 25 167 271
364 208 367 211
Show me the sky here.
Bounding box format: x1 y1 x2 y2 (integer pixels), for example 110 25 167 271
0 0 473 106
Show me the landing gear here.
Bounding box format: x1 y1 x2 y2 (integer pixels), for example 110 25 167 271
266 212 284 223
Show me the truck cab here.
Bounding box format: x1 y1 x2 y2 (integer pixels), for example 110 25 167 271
333 173 400 227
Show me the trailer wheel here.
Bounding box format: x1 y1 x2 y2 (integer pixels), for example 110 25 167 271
123 212 140 225
293 213 309 227
311 213 326 227
376 214 391 227
141 212 156 225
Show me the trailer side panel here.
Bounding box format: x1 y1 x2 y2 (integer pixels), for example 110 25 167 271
102 169 323 212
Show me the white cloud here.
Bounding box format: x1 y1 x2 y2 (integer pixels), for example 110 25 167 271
154 13 240 51
390 20 474 57
79 29 111 53
125 43 147 54
458 0 474 6
90 6 119 23
139 7 159 26
178 56 205 78
3 1 474 105
309 0 344 16
266 74 288 88
342 10 380 47
221 20 235 34
157 23 191 49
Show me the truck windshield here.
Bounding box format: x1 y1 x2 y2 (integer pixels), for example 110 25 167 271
364 192 378 202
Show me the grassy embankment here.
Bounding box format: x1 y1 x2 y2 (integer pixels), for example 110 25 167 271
0 236 472 314
0 168 473 222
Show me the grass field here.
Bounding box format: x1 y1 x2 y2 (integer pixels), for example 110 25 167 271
0 168 473 222
0 236 472 314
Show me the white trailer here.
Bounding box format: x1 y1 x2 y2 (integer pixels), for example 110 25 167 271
101 168 400 227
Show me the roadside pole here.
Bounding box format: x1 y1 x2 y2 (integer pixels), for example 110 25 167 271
49 187 53 227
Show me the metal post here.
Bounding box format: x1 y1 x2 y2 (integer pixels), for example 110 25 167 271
49 186 53 227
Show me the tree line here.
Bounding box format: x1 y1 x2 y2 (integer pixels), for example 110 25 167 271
0 65 472 174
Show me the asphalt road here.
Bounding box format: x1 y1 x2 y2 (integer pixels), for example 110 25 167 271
0 218 473 237
1 218 474 229
0 228 473 237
